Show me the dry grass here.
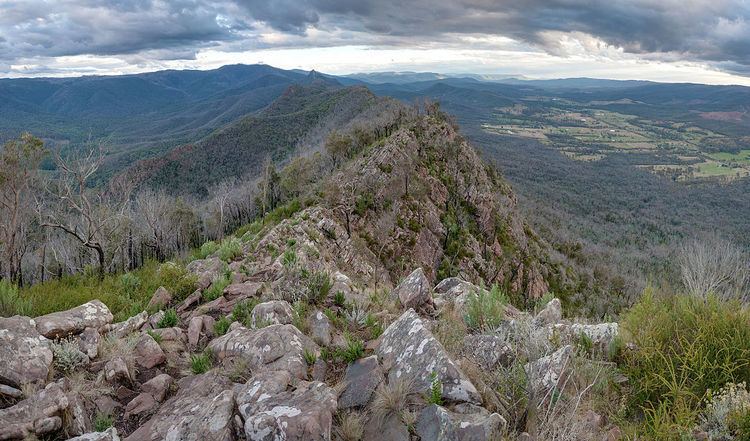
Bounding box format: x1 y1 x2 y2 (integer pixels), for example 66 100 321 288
432 303 468 357
99 333 139 379
370 378 418 425
333 410 365 441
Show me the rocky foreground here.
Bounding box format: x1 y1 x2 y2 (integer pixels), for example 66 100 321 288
0 223 619 441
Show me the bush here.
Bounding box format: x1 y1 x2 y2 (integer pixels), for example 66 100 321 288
232 299 258 327
194 241 219 260
0 280 31 317
51 338 87 374
619 287 750 439
698 382 750 440
282 248 297 268
157 308 179 328
157 262 197 301
464 284 508 332
338 334 365 364
190 351 213 374
306 271 333 305
214 316 232 336
93 413 113 432
203 273 230 302
217 237 243 263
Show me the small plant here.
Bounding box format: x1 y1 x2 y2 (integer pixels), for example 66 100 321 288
338 334 365 364
306 271 333 305
344 303 369 326
333 291 346 307
194 241 219 260
190 351 213 374
464 284 508 332
119 273 141 293
93 412 113 432
0 280 32 317
157 262 197 301
303 348 317 365
292 301 309 334
157 308 178 328
427 372 443 405
574 332 594 355
51 337 87 375
203 274 230 302
217 237 243 262
334 410 365 441
699 382 750 440
281 248 298 268
146 329 163 343
214 316 232 336
232 298 258 327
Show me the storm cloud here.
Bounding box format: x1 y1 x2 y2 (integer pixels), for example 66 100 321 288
1 0 749 76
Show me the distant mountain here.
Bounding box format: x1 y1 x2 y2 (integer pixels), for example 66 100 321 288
120 82 384 195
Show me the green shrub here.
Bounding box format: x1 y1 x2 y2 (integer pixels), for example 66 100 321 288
190 351 213 374
157 308 179 328
427 372 443 405
303 349 317 365
157 262 197 301
119 273 141 293
232 299 258 327
464 284 507 331
214 316 232 336
51 338 87 374
333 291 346 308
338 334 365 364
306 271 333 305
93 413 113 432
282 248 298 267
217 237 243 262
203 274 230 302
194 241 219 260
620 287 750 439
0 280 31 317
146 329 163 343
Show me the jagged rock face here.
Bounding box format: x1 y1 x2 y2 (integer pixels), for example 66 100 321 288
0 382 68 440
34 300 113 339
463 334 514 370
125 373 235 441
377 309 481 404
208 324 317 380
241 380 337 441
415 404 506 441
525 345 574 398
391 267 433 310
0 316 53 388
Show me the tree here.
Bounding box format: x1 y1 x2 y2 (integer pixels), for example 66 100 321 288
208 178 236 238
0 133 46 283
134 189 174 261
39 145 129 278
325 130 352 170
679 235 750 302
257 157 280 216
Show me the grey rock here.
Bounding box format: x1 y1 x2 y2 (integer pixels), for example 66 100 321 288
186 257 225 290
35 300 113 339
0 384 22 399
66 427 121 441
363 412 409 441
0 316 53 388
415 404 506 441
134 333 166 369
105 357 131 384
525 345 574 398
376 309 481 404
250 300 293 328
147 287 172 310
107 312 148 339
533 298 562 328
236 370 291 418
337 355 383 409
463 334 514 370
208 324 316 380
309 309 332 346
391 268 432 310
78 327 100 359
243 381 337 441
188 316 204 347
141 374 173 402
312 358 327 382
0 382 69 440
223 281 262 300
125 373 235 441
124 392 157 418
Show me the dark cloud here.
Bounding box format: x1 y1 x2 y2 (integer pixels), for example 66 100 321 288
1 0 749 74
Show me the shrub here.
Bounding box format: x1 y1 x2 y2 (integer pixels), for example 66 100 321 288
303 349 317 365
282 248 298 268
190 351 213 374
217 237 243 262
93 413 113 432
146 329 163 343
214 316 232 336
51 338 87 375
194 241 219 260
427 372 443 405
157 308 178 328
203 273 230 302
0 280 31 317
698 382 750 440
119 273 141 293
157 262 197 301
334 410 365 441
464 284 507 332
232 299 258 327
306 271 333 305
338 334 365 364
333 291 346 308
620 287 750 439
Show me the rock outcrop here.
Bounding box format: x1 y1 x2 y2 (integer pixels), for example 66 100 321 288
0 316 53 388
34 300 113 339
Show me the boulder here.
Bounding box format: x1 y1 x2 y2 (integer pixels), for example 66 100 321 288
124 392 157 418
223 281 262 300
0 382 69 440
525 345 574 398
134 333 166 369
186 257 225 290
147 287 172 310
550 322 619 351
337 355 384 409
0 316 53 388
77 327 100 359
125 373 235 441
391 268 432 310
433 278 483 312
250 300 293 328
188 316 204 347
208 324 316 380
463 334 514 370
236 370 291 417
533 298 562 328
0 384 22 400
107 312 147 339
104 357 132 384
309 310 332 346
141 374 173 402
415 404 506 441
376 309 481 404
363 412 409 441
35 300 113 339
242 381 337 441
67 428 121 441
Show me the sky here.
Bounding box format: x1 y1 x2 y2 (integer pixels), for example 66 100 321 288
1 0 750 85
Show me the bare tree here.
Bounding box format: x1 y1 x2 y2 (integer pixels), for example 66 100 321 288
679 235 750 302
134 189 175 261
39 145 130 278
0 133 46 283
208 178 236 238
